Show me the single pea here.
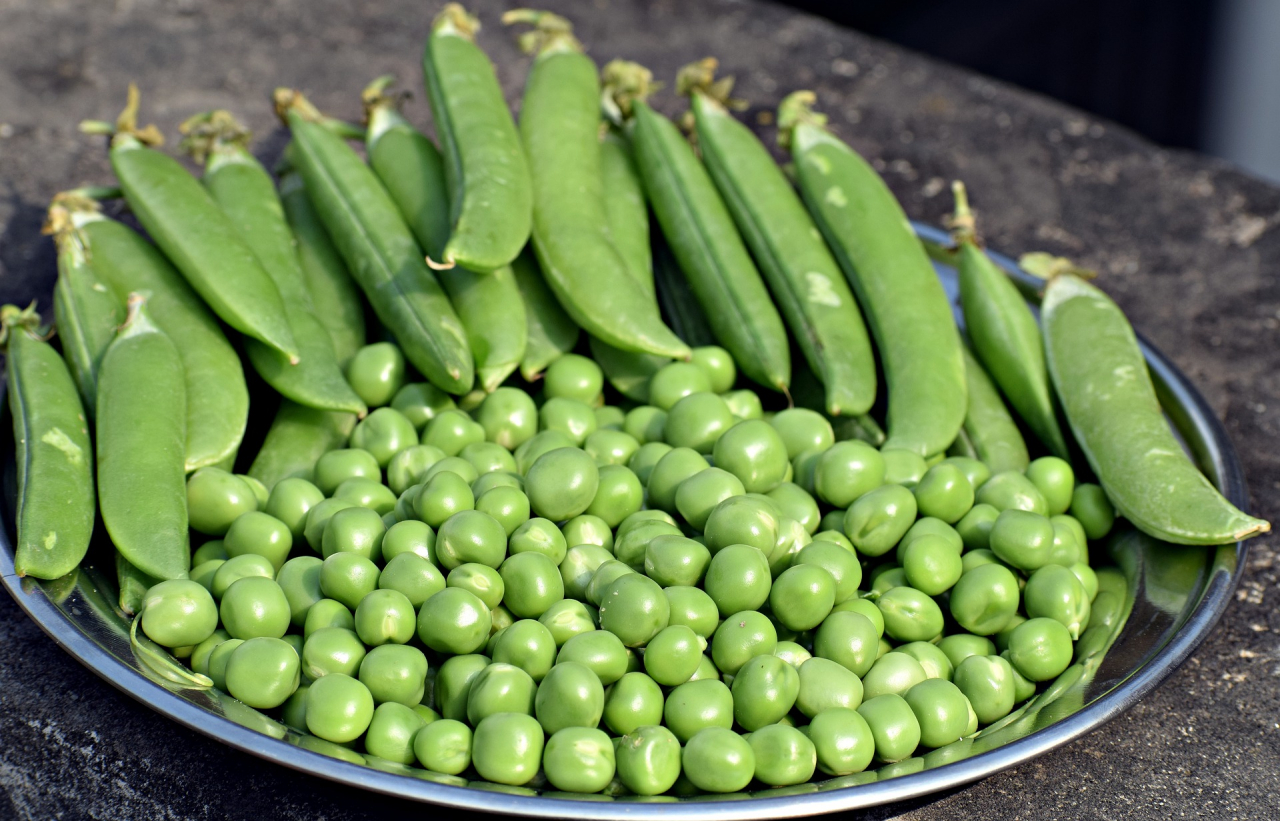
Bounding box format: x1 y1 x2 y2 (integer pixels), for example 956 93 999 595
642 625 701 686
319 552 381 610
616 508 678 538
953 654 1015 725
765 410 831 461
460 441 518 478
664 678 735 742
749 723 817 787
524 447 600 523
913 463 975 524
365 701 428 765
513 429 575 474
320 506 386 563
466 662 537 725
710 609 777 675
556 630 628 685
649 362 712 410
688 653 720 683
416 587 491 655
264 478 324 544
722 388 764 421
140 580 218 648
475 387 538 450
508 517 567 564
811 529 855 552
346 343 405 407
713 419 790 494
831 597 885 638
561 513 615 552
382 519 436 564
897 641 954 681
1022 456 1073 516
901 535 964 597
225 636 300 709
224 511 293 572
314 449 381 497
1070 483 1116 540
390 381 455 431
539 599 596 646
543 727 616 794
731 654 800 731
219 576 290 640
499 552 565 619
960 548 1003 574
421 409 485 457
868 564 906 595
626 441 673 485
1006 617 1074 681
435 509 508 571
601 671 665 736
302 626 366 679
305 671 376 743
765 483 820 536
941 456 991 495
791 446 824 497
615 725 682 795
622 405 668 445
904 678 970 749
643 535 710 588
472 470 523 499
302 598 354 640
881 448 927 487
350 408 417 468
690 345 736 393
1053 513 1090 558
414 718 472 775
558 544 615 602
276 556 324 627
412 472 475 528
598 574 669 648
796 656 864 718
332 477 397 516
535 660 605 734
1024 564 1091 639
646 447 710 515
808 708 875 776
682 727 754 793
421 455 481 486
492 619 557 682
861 651 928 701
1071 562 1099 602
663 586 721 640
472 712 545 786
843 484 918 557
187 468 258 536
937 633 997 669
812 611 879 677
876 585 944 643
584 429 641 467
359 642 429 706
661 392 735 457
956 503 1000 552
948 563 1021 636
586 464 644 528
672 468 742 531
433 653 490 721
703 545 772 617
539 397 598 446
783 546 856 611
856 693 921 763
595 404 625 431
354 588 417 647
769 564 837 632
192 540 229 565
989 508 1056 572
976 471 1049 514
702 495 780 555
585 561 636 608
190 628 231 676
542 354 603 403
1002 651 1038 703
205 638 244 691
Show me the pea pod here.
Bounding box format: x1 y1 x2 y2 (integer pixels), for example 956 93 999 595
961 346 1029 473
117 552 160 617
59 197 247 472
279 165 366 367
181 111 366 415
248 400 357 490
503 11 689 361
626 79 789 392
423 3 532 272
653 241 717 348
275 88 474 395
687 62 874 415
511 248 579 380
952 182 1069 458
81 86 298 361
46 197 122 414
600 128 653 296
589 337 665 403
2 305 95 580
96 294 189 580
780 91 965 456
362 81 526 393
1043 274 1269 544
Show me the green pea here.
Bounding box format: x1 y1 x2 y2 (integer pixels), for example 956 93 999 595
989 508 1056 571
539 599 596 646
626 441 673 485
224 511 293 572
956 503 999 551
953 654 1015 725
749 723 816 787
1053 513 1089 558
205 638 244 691
421 455 481 486
640 625 700 686
414 718 472 775
557 629 628 686
721 388 763 420
995 613 1028 654
301 671 374 743
314 449 381 497
1024 564 1091 639
586 561 637 608
192 540 229 565
543 727 616 794
704 545 772 617
644 535 710 588
434 654 490 721
465 662 537 725
472 470 524 498
467 488 527 540
558 544 614 601
499 551 565 619
663 585 721 639
301 625 365 679
561 513 614 552
507 517 567 564
615 726 681 795
598 671 662 737
358 643 428 706
381 519 435 564
475 387 537 449
350 408 417 468
689 345 736 393
976 471 1048 514
594 404 625 431
811 529 855 552
664 678 734 742
646 447 710 515
688 653 720 683
912 463 974 524
140 580 218 648
262 479 323 544
364 701 428 765
958 548 1001 574
1070 483 1115 540
225 636 300 709
860 651 927 701
534 660 605 734
830 597 885 638
710 609 777 675
663 392 736 455
673 468 743 531
302 598 354 639
769 564 836 632
275 556 324 627
948 563 1020 636
318 549 380 609
300 500 351 555
598 574 669 648
613 519 684 571
903 678 970 749
320 506 386 563
190 628 231 676
331 478 396 518
901 535 964 596
767 408 833 460
896 641 953 681
345 343 405 407
352 587 416 647
728 654 798 731
795 656 864 717
1072 562 1099 602
702 495 780 555
187 468 258 536
791 542 861 605
880 448 927 487
876 586 944 642
941 456 991 495
842 484 918 557
524 447 600 522
219 576 290 640
648 362 711 410
808 708 875 776
856 693 921 763
421 409 485 457
460 441 518 478
1006 617 1074 681
764 483 820 535
410 472 473 528
713 419 790 493
584 429 641 467
868 564 906 595
471 712 547 786
539 397 598 447
937 634 997 670
513 429 575 474
416 587 491 655
492 619 557 682
539 353 600 401
434 509 505 571
623 405 668 444
390 381 455 431
812 611 878 677
682 727 754 793
585 465 644 528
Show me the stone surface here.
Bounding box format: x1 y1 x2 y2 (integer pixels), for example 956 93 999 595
2 0 1279 818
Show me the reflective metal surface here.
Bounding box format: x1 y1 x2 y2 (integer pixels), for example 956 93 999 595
0 225 1251 818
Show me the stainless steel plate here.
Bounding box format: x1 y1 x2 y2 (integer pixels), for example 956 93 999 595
0 224 1251 818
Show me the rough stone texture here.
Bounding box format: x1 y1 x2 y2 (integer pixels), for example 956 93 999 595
2 0 1279 818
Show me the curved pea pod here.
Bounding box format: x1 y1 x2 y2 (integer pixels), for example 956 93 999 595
589 336 667 403
423 3 532 272
630 96 790 393
600 128 653 296
511 247 578 380
276 89 474 395
653 241 717 348
1043 274 1270 545
183 114 366 415
88 87 298 361
690 78 875 416
248 400 357 490
47 201 122 414
505 16 689 360
952 183 1069 459
961 346 1029 473
66 203 247 472
780 91 965 456
96 295 189 580
2 305 95 580
117 552 160 617
362 87 527 393
279 164 366 367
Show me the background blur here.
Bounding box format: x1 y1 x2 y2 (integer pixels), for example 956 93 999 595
785 0 1280 182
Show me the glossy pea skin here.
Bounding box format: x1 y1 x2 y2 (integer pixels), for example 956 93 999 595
543 727 616 794
414 718 472 775
499 551 565 619
466 663 537 725
912 463 974 524
881 448 928 487
956 503 1000 551
506 517 566 565
319 552 381 610
681 727 755 794
417 587 491 654
1024 564 1091 639
534 660 605 735
544 354 604 404
1025 456 1074 516
770 564 836 632
265 477 324 543
648 361 712 411
949 563 1021 636
813 610 879 677
646 447 710 515
704 545 772 617
225 636 300 709
525 447 600 522
954 654 1015 725
644 625 702 686
421 409 485 457
1070 484 1116 541
770 410 837 462
556 630 628 686
314 449 380 497
729 654 799 731
492 619 558 682
876 586 944 642
675 468 745 531
749 723 817 787
321 506 386 563
561 513 615 552
861 652 928 700
796 656 864 717
303 598 355 640
793 541 862 604
277 556 324 627
615 726 682 796
391 381 456 431
1006 617 1074 681
435 509 507 571
598 574 669 648
558 544 614 602
809 707 876 776
539 397 598 447
460 441 518 477
474 486 530 538
304 671 375 743
365 701 428 765
302 626 366 679
359 643 429 706
220 576 290 640
350 407 417 468
843 484 918 557
710 609 777 676
664 586 721 639
895 641 953 681
713 419 790 494
623 405 668 445
187 468 258 536
140 580 218 648
584 429 640 467
332 477 397 516
539 599 596 647
435 654 490 721
937 633 997 670
474 387 536 450
976 471 1048 515
989 509 1056 572
602 671 665 735
897 516 964 562
856 693 921 763
644 535 711 588
664 678 735 743
472 712 545 786
586 464 643 527
904 678 971 749
902 534 964 597
814 441 885 509
703 494 780 554
663 392 736 455
345 343 405 409
354 588 417 646
382 519 437 563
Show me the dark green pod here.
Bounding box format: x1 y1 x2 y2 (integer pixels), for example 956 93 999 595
49 212 121 415
961 345 1030 473
248 400 357 490
511 248 579 380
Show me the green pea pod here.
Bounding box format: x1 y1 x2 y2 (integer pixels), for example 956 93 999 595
279 163 366 367
952 182 1069 458
2 305 95 580
780 91 966 456
97 295 189 580
63 201 247 472
1043 274 1270 545
423 3 532 272
276 89 474 395
248 400 356 490
629 95 790 393
504 12 690 360
600 128 653 296
961 345 1030 473
689 74 875 416
653 240 717 348
511 247 579 380
589 336 666 403
84 86 298 361
363 84 527 393
48 201 122 414
182 112 366 415
117 552 159 617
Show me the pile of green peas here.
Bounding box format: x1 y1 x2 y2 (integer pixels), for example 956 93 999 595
139 342 1116 796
